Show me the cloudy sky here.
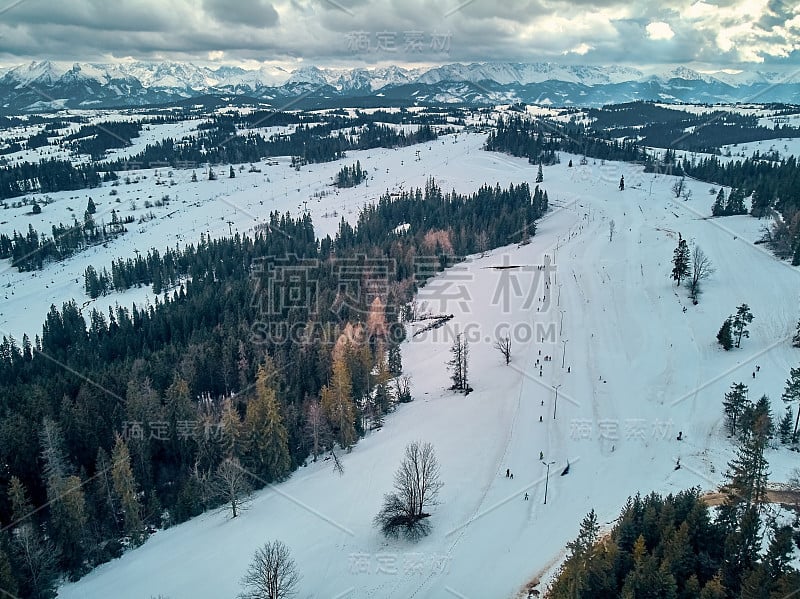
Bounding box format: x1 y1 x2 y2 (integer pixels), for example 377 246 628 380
0 0 798 72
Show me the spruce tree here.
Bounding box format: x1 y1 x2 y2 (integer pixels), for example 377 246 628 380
535 163 543 183
566 509 599 559
717 317 733 350
781 366 800 442
387 343 402 376
447 333 470 393
792 235 800 266
725 427 769 510
727 188 747 215
778 405 794 444
671 237 690 285
219 397 243 459
731 304 754 348
723 382 748 436
711 188 725 216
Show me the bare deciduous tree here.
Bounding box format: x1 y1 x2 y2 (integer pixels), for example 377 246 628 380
374 441 443 540
394 375 412 403
330 447 345 477
303 399 329 462
212 457 251 518
609 219 615 242
476 231 489 256
447 334 470 393
687 246 714 303
494 336 512 365
239 540 300 599
12 522 58 598
671 177 686 198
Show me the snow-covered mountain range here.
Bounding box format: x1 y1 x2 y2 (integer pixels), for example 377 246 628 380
0 60 797 113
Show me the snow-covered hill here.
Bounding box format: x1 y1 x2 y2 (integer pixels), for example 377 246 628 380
1 60 797 113
51 133 800 599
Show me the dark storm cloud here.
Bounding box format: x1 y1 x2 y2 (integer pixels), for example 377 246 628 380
0 0 797 69
202 0 279 28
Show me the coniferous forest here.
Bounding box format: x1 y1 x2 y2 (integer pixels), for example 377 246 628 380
0 177 545 597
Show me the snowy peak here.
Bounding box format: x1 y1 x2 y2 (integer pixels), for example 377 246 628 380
653 66 717 84
416 62 645 86
0 60 796 113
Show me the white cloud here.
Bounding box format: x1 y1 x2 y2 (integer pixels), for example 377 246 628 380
564 43 594 55
646 21 675 41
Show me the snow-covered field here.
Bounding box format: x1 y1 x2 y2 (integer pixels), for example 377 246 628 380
51 135 800 598
0 131 529 340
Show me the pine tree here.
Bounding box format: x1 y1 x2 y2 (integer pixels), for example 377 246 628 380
717 317 733 350
535 163 543 183
244 363 291 481
671 237 690 285
111 434 144 545
731 304 754 348
229 165 235 178
781 366 800 442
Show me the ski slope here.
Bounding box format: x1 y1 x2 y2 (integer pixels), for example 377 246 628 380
53 144 800 598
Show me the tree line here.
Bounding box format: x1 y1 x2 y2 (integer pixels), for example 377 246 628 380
1 200 131 272
486 115 647 166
